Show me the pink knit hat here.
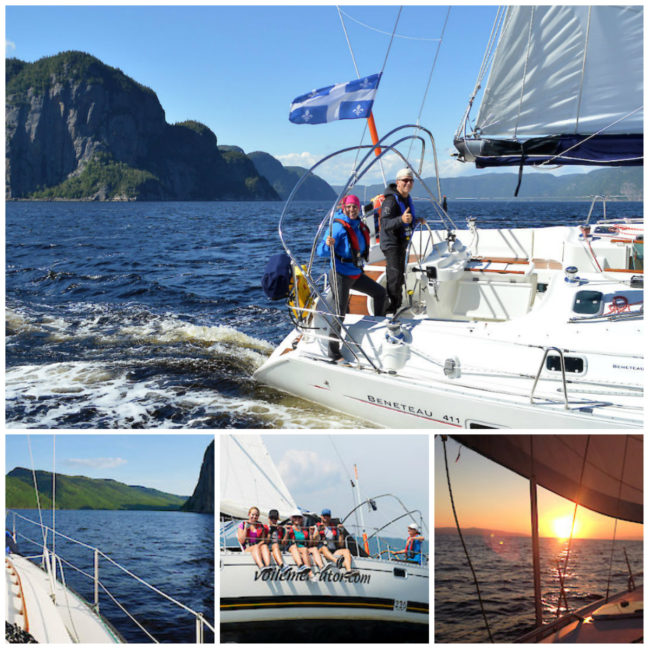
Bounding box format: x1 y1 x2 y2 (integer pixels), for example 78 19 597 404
342 194 361 208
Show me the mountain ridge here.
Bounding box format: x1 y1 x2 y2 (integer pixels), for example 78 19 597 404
6 467 187 510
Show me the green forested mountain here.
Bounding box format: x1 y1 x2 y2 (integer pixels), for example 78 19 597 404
341 167 642 201
6 51 278 201
6 467 187 510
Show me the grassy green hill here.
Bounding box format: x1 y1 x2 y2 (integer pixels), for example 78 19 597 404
6 467 187 510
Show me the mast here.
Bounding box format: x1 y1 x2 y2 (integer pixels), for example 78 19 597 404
528 436 543 626
354 464 370 554
529 479 543 626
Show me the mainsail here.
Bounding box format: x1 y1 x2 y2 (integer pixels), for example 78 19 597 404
220 434 297 521
451 435 643 523
454 6 643 167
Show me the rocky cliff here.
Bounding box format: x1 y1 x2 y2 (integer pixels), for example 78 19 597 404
247 150 336 200
182 440 214 514
6 51 279 201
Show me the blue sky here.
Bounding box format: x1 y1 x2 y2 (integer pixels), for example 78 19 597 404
5 4 520 184
6 434 213 496
262 433 428 538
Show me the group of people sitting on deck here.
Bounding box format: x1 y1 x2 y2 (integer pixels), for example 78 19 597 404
316 167 427 361
237 506 425 580
237 507 357 581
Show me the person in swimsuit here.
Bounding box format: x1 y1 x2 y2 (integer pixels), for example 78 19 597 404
312 508 358 576
236 506 272 575
265 509 291 576
282 512 316 578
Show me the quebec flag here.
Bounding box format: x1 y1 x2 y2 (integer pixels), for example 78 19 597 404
289 73 382 125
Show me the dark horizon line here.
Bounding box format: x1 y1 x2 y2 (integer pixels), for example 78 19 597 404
435 527 643 541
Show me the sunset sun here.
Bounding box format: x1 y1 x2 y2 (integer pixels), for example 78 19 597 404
552 516 578 539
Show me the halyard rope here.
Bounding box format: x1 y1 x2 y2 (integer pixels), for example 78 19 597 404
441 436 494 642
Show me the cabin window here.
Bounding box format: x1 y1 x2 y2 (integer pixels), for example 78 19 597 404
393 567 407 578
468 423 498 429
573 290 603 315
546 355 585 374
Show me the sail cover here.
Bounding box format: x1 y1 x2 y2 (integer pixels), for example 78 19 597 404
455 6 643 167
220 435 297 521
451 435 643 524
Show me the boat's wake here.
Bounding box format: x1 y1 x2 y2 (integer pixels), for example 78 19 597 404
6 305 370 428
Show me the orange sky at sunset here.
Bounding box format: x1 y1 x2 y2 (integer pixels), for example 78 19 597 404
434 437 643 541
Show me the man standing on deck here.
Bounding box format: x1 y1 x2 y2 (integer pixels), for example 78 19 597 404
379 168 424 314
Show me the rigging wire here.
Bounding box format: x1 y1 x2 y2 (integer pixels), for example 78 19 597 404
27 435 48 549
442 436 494 643
337 4 401 186
328 435 361 535
339 8 443 42
407 6 451 161
605 435 630 600
555 436 591 618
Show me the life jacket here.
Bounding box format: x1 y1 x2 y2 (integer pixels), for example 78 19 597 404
405 536 422 560
333 218 371 268
370 194 385 240
268 524 285 544
393 193 416 241
286 525 310 545
315 521 339 541
241 522 267 547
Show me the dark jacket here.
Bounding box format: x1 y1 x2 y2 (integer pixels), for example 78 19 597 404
379 183 415 250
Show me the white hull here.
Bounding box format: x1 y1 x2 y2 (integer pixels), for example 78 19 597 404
6 553 122 643
256 225 643 429
220 550 428 642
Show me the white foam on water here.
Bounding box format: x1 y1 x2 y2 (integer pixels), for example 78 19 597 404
5 360 369 429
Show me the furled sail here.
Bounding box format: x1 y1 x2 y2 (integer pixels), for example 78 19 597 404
220 434 297 521
454 6 643 167
451 435 643 523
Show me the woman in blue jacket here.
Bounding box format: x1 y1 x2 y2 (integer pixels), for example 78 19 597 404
317 194 387 361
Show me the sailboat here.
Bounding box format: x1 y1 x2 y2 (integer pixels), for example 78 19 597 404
438 434 643 643
253 5 643 429
219 434 429 642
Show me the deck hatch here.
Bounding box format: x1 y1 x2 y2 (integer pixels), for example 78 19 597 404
573 290 603 314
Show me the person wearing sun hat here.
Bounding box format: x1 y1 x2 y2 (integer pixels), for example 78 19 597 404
379 168 425 314
317 194 387 361
390 521 425 564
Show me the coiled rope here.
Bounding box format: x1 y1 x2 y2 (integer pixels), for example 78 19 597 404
441 436 494 642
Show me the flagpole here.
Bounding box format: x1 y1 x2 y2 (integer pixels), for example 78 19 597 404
367 112 381 158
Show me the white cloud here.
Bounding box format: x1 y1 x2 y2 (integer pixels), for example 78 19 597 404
64 457 127 469
275 147 484 186
6 40 16 54
277 449 344 495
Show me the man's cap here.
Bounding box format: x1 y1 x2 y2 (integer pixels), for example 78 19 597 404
269 509 279 519
396 168 413 180
321 508 332 516
408 522 419 531
291 511 303 518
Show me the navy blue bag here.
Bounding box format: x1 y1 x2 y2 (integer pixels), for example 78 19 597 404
262 253 292 300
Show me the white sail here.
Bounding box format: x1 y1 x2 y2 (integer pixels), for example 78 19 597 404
220 434 297 521
476 6 643 138
451 435 642 523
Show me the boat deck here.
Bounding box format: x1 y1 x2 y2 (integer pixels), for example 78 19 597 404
518 586 643 643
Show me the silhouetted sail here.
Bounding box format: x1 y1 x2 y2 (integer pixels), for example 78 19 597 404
220 434 297 520
451 435 642 523
454 6 643 167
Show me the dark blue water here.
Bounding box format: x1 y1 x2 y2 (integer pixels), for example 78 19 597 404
6 200 642 428
435 533 643 643
7 509 214 643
